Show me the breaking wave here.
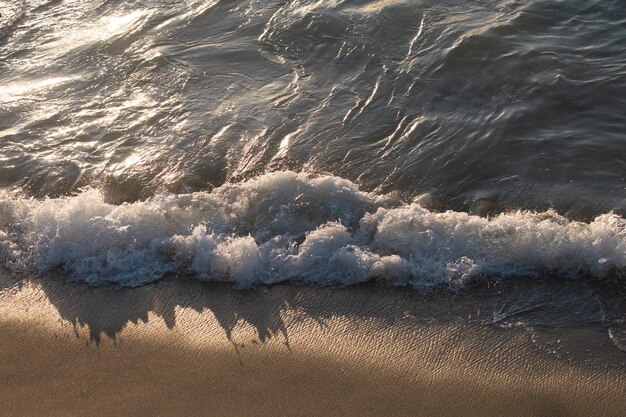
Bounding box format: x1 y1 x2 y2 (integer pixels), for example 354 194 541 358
1 171 624 289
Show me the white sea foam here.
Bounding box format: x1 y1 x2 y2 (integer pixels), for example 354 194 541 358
0 171 624 288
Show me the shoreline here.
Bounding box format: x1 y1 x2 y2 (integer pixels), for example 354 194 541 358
1 272 625 416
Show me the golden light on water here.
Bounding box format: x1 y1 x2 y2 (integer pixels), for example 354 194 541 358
44 10 147 56
0 77 75 103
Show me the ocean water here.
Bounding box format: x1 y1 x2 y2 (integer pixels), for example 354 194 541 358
0 0 624 289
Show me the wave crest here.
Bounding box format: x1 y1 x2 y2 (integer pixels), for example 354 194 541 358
1 171 624 288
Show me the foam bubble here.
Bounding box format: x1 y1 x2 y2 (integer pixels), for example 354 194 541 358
0 171 624 288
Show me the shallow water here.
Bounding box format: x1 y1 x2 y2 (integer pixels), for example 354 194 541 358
0 0 624 288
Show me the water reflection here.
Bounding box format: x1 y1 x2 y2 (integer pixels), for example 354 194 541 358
0 76 75 103
0 0 624 216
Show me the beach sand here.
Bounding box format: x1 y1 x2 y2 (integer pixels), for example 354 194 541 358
0 271 624 416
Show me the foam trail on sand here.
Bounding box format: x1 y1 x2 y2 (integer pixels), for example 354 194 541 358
0 171 624 288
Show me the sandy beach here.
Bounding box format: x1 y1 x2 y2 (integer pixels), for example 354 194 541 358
1 1 625 416
0 270 624 416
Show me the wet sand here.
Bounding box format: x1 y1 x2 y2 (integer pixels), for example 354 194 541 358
0 271 624 416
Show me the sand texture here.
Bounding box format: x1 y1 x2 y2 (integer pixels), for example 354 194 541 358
0 271 624 416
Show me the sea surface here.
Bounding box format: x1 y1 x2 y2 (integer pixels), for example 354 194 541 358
0 0 624 290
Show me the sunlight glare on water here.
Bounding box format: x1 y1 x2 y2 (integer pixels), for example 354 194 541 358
0 0 624 288
0 76 75 103
0 0 624 215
